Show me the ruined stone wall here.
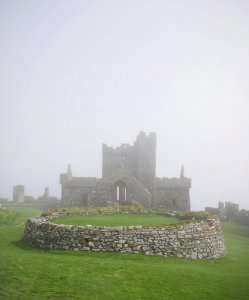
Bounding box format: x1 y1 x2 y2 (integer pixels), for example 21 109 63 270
102 143 136 179
24 216 226 259
60 169 152 208
154 188 190 211
154 177 191 211
61 178 99 207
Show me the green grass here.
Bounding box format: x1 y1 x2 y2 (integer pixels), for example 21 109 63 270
52 214 179 227
0 207 41 226
1 207 249 299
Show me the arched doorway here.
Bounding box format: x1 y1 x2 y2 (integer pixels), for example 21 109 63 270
113 180 127 202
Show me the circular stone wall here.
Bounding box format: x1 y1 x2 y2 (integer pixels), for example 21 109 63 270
23 214 226 259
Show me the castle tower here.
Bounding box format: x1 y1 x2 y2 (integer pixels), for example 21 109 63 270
43 187 49 201
102 132 156 192
134 132 156 191
13 185 25 203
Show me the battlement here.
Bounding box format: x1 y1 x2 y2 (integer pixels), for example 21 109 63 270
102 143 133 152
136 131 156 138
60 175 99 187
102 132 156 154
154 176 191 189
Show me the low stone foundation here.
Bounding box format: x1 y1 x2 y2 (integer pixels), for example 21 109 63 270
23 215 226 259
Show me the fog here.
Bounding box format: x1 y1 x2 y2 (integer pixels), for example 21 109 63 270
1 1 249 210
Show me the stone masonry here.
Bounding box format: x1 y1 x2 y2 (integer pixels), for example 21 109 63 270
24 214 226 259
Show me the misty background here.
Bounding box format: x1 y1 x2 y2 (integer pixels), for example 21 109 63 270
1 1 249 211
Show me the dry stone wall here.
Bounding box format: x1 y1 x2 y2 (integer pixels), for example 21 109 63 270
24 215 226 259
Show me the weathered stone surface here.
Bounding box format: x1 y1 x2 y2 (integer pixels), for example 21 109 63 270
23 215 226 259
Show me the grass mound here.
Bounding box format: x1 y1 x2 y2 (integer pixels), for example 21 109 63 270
41 205 176 217
52 214 180 227
47 206 215 227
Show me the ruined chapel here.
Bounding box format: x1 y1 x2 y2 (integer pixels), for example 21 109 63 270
60 132 191 211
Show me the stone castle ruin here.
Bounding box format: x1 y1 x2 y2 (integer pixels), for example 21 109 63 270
205 201 240 221
10 185 59 210
60 132 191 210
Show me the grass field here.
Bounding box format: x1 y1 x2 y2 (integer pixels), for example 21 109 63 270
52 214 180 227
1 207 249 299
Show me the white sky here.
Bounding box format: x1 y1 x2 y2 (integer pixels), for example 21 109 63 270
1 0 249 210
